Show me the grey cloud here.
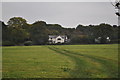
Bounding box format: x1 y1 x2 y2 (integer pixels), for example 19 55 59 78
2 2 117 28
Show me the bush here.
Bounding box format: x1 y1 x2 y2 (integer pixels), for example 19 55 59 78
110 39 120 44
2 41 15 46
24 41 32 46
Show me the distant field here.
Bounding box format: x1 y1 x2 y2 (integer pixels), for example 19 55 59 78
2 44 119 78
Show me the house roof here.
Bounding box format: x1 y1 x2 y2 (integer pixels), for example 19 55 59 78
49 35 67 39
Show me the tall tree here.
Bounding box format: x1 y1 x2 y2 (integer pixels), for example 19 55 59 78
6 17 29 45
8 17 27 28
30 21 48 45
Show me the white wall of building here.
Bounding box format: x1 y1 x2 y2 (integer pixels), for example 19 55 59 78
55 36 65 43
48 36 66 44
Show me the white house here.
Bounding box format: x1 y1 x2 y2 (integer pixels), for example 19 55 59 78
48 35 68 44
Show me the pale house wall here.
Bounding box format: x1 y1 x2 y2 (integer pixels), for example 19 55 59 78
55 36 64 43
49 37 56 43
48 35 67 44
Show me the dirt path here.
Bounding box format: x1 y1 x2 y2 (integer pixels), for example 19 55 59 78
48 46 118 78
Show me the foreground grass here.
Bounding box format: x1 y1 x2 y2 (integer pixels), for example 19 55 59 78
2 44 119 78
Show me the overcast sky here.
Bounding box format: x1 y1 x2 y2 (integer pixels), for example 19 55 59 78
2 2 118 28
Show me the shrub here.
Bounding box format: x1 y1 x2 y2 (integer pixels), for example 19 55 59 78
24 41 32 46
2 41 15 46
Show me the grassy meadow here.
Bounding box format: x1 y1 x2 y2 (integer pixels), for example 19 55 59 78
2 44 119 78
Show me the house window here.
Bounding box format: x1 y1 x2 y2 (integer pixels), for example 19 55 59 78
57 38 61 40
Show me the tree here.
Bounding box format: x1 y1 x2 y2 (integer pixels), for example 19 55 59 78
2 16 119 45
30 21 48 45
111 0 120 16
46 24 64 35
10 27 29 44
93 23 114 43
2 21 9 41
7 17 27 28
111 0 120 25
70 35 89 44
6 17 29 45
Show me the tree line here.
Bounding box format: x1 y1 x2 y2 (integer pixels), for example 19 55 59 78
1 17 120 46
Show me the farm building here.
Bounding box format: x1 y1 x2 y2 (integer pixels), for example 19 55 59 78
48 35 69 44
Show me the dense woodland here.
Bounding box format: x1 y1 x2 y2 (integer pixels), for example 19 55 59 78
1 17 120 46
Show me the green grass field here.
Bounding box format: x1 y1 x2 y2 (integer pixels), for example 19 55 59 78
2 44 119 78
